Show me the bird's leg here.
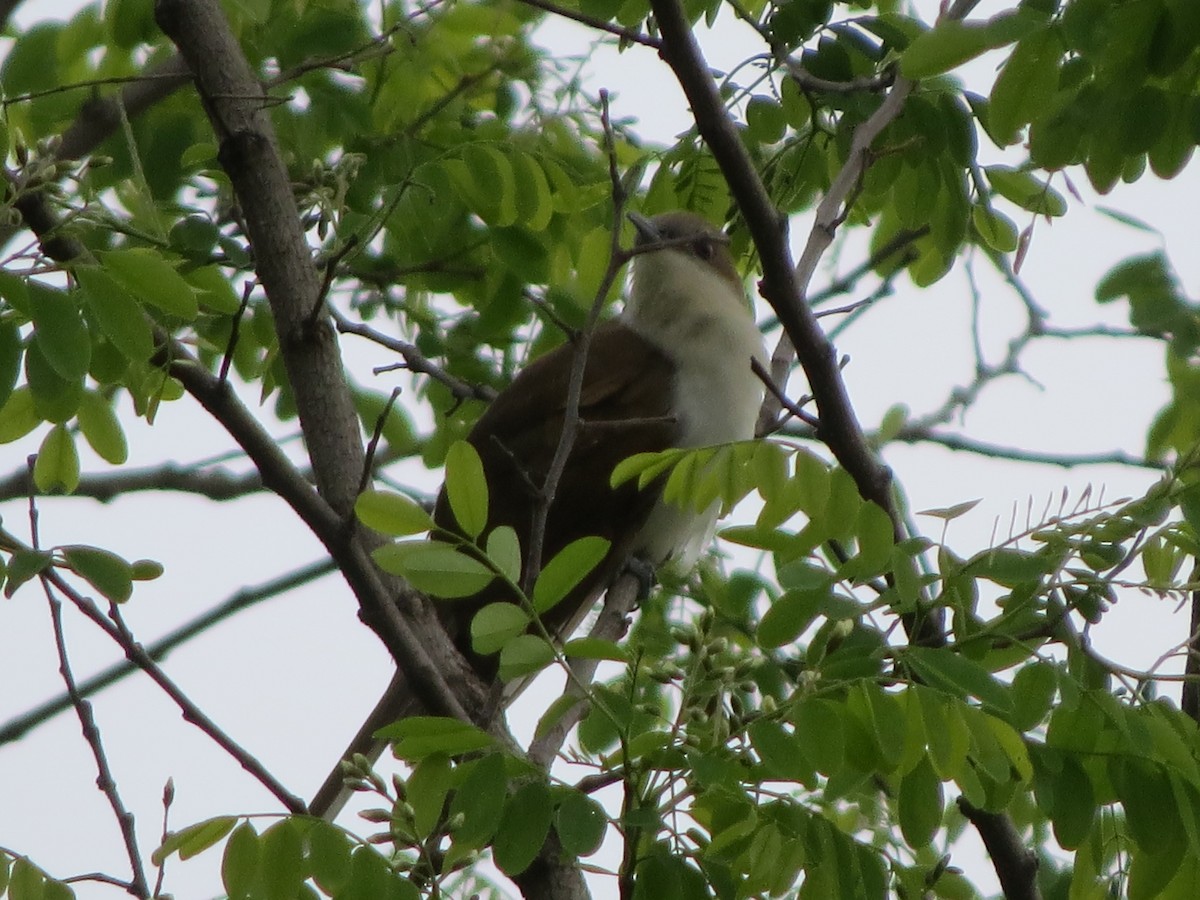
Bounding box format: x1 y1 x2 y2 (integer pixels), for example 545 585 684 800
623 556 658 602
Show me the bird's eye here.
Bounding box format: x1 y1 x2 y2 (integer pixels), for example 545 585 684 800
693 240 713 260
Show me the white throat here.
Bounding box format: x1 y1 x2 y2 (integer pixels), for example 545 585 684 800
622 246 766 564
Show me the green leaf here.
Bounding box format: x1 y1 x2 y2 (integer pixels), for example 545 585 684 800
444 440 488 539
498 633 556 681
408 753 453 838
919 688 971 781
1010 661 1057 731
355 490 433 536
27 281 90 381
611 448 681 490
904 647 1013 715
62 545 133 604
131 558 165 580
371 540 495 597
5 549 52 598
0 320 23 412
1048 754 1095 849
792 698 845 776
555 790 607 857
485 525 522 585
746 96 787 144
8 857 45 900
259 820 304 900
971 205 1019 252
221 822 259 900
1121 85 1171 156
376 717 494 760
77 390 128 464
76 266 156 362
532 535 609 613
757 588 824 649
154 816 238 864
307 820 353 895
470 602 530 656
99 248 199 320
985 166 1068 216
987 27 1060 143
918 498 981 521
186 265 244 315
748 719 814 783
900 14 1027 78
898 756 943 848
511 153 554 232
25 336 83 424
842 500 895 580
494 781 553 875
0 387 40 443
449 752 508 849
34 425 80 494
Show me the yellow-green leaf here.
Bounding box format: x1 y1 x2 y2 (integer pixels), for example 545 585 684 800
77 390 128 464
34 424 80 493
76 266 156 362
62 544 134 604
444 440 488 539
100 248 200 320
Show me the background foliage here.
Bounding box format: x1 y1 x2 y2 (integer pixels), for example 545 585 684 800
2 0 1200 897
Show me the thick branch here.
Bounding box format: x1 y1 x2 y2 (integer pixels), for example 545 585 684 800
155 0 490 735
646 0 895 524
958 799 1040 900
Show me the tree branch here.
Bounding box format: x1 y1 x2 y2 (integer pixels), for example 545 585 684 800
154 0 491 733
644 5 1042 899
0 462 270 504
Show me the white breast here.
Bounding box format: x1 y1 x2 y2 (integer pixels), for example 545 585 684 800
622 247 765 564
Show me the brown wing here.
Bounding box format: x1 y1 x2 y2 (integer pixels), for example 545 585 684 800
432 321 679 663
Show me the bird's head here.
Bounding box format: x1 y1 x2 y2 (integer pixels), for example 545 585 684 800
624 211 751 338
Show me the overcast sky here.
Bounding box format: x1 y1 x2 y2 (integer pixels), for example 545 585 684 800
2 0 1197 896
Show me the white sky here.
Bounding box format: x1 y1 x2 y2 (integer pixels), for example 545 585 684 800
2 0 1197 897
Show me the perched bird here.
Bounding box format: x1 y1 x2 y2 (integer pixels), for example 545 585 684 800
311 210 765 818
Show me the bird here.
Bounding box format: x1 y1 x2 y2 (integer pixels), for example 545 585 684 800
310 209 765 818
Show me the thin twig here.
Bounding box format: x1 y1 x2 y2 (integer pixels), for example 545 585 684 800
2 522 309 812
30 472 151 899
514 0 662 49
219 281 254 384
360 387 402 495
751 357 819 432
330 305 495 403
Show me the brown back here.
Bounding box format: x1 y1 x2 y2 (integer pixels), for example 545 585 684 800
432 321 679 669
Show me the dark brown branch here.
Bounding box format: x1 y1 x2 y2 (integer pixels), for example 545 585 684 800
1183 560 1200 723
646 0 896 522
514 0 662 49
644 0 937 646
645 5 1044 900
957 799 1040 900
